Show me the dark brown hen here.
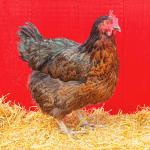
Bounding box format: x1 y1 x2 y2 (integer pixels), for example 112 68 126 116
18 10 120 135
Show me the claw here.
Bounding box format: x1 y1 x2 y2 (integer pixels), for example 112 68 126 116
80 122 103 128
56 119 86 137
76 110 103 129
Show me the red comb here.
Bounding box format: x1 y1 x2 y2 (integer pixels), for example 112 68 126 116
108 10 119 26
109 10 114 17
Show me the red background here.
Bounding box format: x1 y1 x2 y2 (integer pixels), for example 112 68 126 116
0 0 150 113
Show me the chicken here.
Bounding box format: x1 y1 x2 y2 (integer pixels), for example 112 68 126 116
18 10 121 135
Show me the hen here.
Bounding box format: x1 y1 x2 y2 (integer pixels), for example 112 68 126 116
18 10 120 135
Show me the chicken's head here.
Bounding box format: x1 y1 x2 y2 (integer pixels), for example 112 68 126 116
79 10 121 52
97 10 121 36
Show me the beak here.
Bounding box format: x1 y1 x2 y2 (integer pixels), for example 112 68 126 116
113 25 121 32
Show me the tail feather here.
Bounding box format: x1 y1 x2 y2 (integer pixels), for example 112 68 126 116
19 27 35 40
19 22 43 41
18 22 44 63
18 22 53 70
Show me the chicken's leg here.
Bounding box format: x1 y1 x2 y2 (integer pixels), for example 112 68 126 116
76 110 100 128
56 119 85 135
76 110 89 127
56 120 71 134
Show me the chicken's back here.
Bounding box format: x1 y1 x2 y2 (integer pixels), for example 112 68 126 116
18 23 79 71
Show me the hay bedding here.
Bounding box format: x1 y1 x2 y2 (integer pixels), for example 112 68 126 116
0 96 150 150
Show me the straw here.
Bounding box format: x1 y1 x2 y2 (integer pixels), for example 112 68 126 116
0 96 150 150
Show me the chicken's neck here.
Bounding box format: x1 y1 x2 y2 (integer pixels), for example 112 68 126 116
79 30 99 53
80 31 116 50
81 34 119 77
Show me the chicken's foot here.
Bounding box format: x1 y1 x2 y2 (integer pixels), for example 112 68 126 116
56 119 86 136
76 110 102 128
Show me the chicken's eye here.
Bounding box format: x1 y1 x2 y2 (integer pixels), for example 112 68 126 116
106 19 113 25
